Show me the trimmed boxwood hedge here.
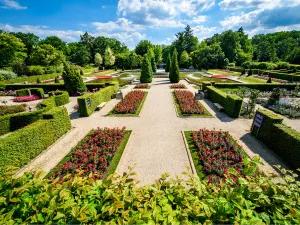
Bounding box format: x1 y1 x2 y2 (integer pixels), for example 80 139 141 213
4 73 61 84
16 88 45 98
214 83 299 91
48 91 70 106
0 107 71 174
78 83 119 117
251 110 300 170
206 86 243 118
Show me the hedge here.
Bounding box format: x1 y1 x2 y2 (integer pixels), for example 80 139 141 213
206 86 243 118
0 107 71 174
251 110 300 170
78 84 119 117
16 88 45 98
214 83 299 91
48 91 70 106
266 71 300 81
4 73 61 84
0 95 64 136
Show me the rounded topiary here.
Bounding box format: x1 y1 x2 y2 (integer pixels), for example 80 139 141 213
266 77 272 83
55 76 60 83
140 54 153 83
37 78 41 83
169 49 180 83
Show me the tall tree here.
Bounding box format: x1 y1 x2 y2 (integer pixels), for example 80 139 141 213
30 44 65 67
68 43 91 66
180 51 190 68
148 48 157 73
128 51 139 69
0 33 27 68
135 40 153 56
103 47 115 68
183 25 198 54
94 53 103 69
140 53 152 83
220 30 241 62
169 49 180 83
154 45 162 63
40 36 68 54
165 53 171 72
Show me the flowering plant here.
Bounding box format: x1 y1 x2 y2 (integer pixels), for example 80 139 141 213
112 90 146 114
0 104 26 116
13 95 40 102
135 84 150 89
171 84 186 89
52 127 127 179
174 90 205 114
253 75 288 83
190 129 245 184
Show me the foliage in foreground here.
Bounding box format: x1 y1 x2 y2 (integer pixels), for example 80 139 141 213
62 63 87 96
0 167 299 224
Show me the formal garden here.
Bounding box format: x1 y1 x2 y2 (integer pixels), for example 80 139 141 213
0 27 300 224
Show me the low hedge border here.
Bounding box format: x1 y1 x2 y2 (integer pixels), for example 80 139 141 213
0 107 71 174
4 73 61 85
78 83 119 117
212 83 299 91
251 110 299 170
16 88 45 98
48 91 70 106
206 86 243 118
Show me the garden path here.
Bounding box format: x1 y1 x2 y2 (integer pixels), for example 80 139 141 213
17 78 289 184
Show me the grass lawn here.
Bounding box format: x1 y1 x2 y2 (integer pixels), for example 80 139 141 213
184 131 205 179
108 92 148 117
172 92 212 117
47 130 132 180
208 69 241 76
240 76 279 84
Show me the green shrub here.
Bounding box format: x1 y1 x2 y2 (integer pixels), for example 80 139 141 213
36 77 41 83
6 84 64 93
214 83 299 91
27 66 44 76
169 49 180 83
16 88 45 98
44 66 57 74
267 71 300 81
277 62 290 70
140 54 153 83
78 84 119 117
4 73 61 84
62 63 87 96
54 76 60 83
251 110 300 169
0 107 71 174
0 167 299 224
48 91 70 106
0 74 4 81
206 86 243 118
11 62 28 76
0 70 17 80
0 82 4 90
165 53 171 72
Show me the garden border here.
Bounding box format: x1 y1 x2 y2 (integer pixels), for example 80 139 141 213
107 92 148 117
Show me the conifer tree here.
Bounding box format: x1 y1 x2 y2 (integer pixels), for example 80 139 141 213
62 62 87 95
140 54 153 83
165 53 171 72
169 49 180 83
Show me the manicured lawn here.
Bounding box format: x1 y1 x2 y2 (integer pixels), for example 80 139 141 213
108 91 148 117
240 76 279 84
172 92 212 117
208 69 241 76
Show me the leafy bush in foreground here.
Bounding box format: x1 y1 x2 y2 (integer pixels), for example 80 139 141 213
0 167 299 224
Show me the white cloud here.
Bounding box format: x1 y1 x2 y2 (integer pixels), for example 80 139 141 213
0 24 83 41
1 0 26 10
219 0 300 11
246 24 300 37
93 18 143 32
193 25 217 40
190 16 207 24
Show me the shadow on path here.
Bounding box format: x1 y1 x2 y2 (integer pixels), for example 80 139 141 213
69 111 80 120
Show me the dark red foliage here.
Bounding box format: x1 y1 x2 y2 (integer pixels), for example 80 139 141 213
174 90 205 114
135 84 149 89
113 90 146 114
171 84 186 89
0 104 26 116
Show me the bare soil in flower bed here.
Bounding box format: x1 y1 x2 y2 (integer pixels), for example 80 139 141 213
134 84 151 89
170 84 187 89
184 130 258 184
172 91 212 117
0 104 26 116
48 128 131 180
108 90 148 116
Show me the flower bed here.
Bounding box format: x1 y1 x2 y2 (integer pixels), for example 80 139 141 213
0 90 16 96
110 90 147 116
170 84 186 89
134 84 150 89
13 95 40 102
173 90 211 116
186 129 248 184
0 104 26 116
51 127 131 180
253 75 288 83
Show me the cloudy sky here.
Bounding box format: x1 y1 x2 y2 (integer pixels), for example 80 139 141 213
1 0 300 49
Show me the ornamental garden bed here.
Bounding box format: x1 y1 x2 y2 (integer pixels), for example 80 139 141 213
134 84 151 89
170 84 187 89
0 104 26 116
184 129 258 184
108 90 147 116
49 127 131 180
13 95 40 102
173 90 212 117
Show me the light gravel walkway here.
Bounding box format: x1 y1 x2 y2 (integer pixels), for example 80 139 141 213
17 78 289 184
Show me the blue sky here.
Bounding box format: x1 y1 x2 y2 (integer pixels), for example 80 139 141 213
1 0 300 49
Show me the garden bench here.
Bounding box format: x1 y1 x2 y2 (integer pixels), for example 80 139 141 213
96 102 107 110
213 103 224 111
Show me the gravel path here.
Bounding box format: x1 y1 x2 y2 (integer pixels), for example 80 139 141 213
16 78 289 183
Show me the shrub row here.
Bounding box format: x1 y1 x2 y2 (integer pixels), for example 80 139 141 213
239 61 300 70
0 93 70 136
267 71 300 81
48 91 70 106
214 83 299 91
206 86 243 118
251 110 300 170
16 88 45 98
4 73 61 84
0 107 71 174
78 83 119 117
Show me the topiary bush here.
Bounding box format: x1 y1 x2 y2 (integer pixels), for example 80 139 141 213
169 49 180 83
16 88 44 98
54 76 60 83
62 62 87 96
48 91 70 106
140 54 153 83
36 77 41 83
